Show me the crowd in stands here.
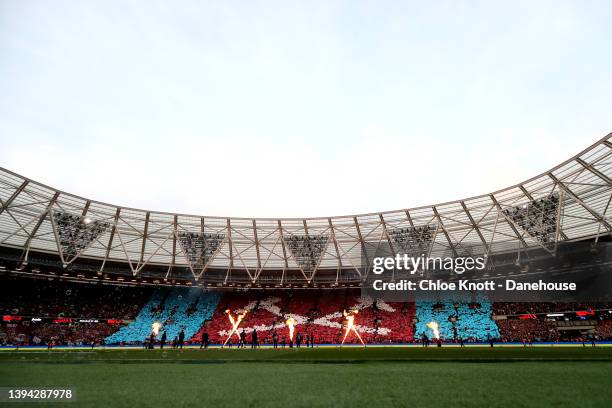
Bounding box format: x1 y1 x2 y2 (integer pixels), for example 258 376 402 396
0 276 152 346
2 320 120 347
30 323 118 347
493 302 612 316
414 301 499 342
106 288 219 345
595 319 612 340
195 290 415 346
0 276 152 319
2 276 612 347
496 319 559 342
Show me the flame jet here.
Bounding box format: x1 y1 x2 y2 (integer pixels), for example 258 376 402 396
426 321 440 339
285 317 296 342
341 310 365 346
223 309 248 347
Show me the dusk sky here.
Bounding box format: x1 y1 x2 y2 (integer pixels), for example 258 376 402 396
1 0 611 217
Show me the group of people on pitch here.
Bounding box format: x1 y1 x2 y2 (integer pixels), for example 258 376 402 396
214 328 316 349
270 330 315 349
147 329 186 349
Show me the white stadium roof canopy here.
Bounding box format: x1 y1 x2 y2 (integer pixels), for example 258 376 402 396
0 133 610 287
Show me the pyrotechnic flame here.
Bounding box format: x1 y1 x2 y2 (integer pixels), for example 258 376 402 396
152 322 161 336
286 317 296 341
236 311 247 327
341 310 365 346
223 310 248 346
426 321 440 339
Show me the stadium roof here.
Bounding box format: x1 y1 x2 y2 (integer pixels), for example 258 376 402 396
0 133 610 287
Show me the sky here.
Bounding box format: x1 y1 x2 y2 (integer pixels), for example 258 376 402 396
0 0 611 218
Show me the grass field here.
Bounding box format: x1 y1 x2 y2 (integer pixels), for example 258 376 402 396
1 347 611 407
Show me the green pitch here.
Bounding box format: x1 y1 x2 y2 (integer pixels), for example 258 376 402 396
1 347 611 407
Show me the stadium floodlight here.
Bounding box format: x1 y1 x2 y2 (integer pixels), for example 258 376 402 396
177 232 225 275
503 193 560 246
52 211 110 265
284 234 330 277
388 224 437 257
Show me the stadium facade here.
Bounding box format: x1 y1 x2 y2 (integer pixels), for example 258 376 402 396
0 133 610 288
